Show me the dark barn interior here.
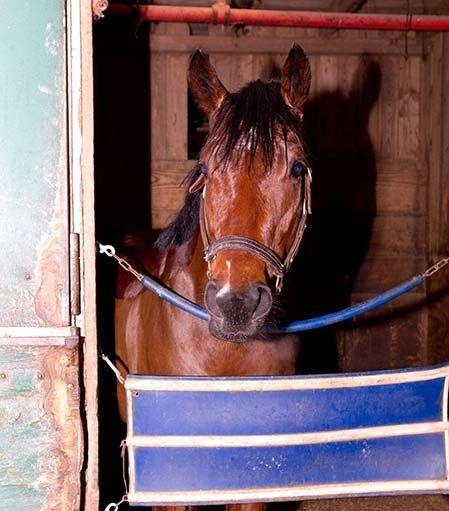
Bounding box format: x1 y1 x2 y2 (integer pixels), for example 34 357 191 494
93 1 449 509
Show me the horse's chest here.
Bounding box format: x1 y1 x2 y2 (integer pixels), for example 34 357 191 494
125 289 297 377
146 334 298 376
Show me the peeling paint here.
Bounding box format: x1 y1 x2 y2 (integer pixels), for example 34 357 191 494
45 36 59 57
38 85 51 95
0 346 81 510
34 171 69 326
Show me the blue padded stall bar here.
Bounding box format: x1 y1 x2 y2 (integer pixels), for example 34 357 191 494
125 363 449 505
140 274 424 332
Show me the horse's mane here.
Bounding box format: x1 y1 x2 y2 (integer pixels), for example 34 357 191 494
154 163 203 251
155 79 303 252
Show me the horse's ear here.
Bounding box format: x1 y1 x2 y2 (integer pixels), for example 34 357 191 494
281 43 311 116
188 50 228 114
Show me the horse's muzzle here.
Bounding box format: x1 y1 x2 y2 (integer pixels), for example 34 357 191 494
204 280 272 341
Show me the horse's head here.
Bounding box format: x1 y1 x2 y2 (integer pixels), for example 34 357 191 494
188 44 312 341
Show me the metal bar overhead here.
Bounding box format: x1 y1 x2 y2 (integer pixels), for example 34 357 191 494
107 3 449 31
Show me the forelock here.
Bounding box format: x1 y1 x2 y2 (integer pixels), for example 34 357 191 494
202 79 303 171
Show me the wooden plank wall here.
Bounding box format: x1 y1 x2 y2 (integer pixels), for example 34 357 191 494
149 24 448 371
427 33 449 366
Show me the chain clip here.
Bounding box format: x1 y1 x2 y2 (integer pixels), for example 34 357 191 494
104 495 128 511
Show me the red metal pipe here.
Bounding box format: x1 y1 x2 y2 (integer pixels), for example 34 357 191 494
107 4 449 31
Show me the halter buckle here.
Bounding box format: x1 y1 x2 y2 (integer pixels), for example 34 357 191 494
204 251 214 279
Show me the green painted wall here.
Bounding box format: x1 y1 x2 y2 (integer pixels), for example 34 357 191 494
0 0 68 326
0 347 56 509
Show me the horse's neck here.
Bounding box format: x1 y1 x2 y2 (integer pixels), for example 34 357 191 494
165 232 208 306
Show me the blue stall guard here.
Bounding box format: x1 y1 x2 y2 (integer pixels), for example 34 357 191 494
124 364 449 505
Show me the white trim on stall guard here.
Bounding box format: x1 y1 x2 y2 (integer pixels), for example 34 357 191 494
126 421 449 448
127 479 449 505
125 364 449 392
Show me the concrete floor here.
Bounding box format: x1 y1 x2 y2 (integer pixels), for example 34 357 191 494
300 495 449 510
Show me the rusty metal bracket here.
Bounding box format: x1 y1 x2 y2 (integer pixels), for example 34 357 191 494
211 0 231 25
93 0 108 19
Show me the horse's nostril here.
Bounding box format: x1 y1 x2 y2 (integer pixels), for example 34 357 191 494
204 280 224 319
253 283 272 321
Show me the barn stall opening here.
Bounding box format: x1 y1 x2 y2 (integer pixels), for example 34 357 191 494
93 1 449 509
3 0 449 510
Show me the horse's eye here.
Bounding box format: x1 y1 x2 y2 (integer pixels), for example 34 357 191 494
290 161 306 178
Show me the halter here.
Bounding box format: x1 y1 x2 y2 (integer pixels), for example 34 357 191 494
198 166 312 293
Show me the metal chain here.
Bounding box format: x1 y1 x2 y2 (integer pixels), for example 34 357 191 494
103 442 129 510
423 256 449 278
121 440 129 497
99 244 132 510
99 242 449 283
98 243 143 280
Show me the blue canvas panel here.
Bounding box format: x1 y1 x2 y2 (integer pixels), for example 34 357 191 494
127 366 449 504
133 434 446 492
131 378 445 436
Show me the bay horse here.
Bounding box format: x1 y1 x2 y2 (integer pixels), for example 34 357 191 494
115 43 312 511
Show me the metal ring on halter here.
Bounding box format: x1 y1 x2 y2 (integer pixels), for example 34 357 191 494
275 275 283 294
206 259 213 279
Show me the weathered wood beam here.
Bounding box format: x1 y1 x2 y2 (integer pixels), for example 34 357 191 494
149 34 423 55
0 326 80 346
328 0 368 13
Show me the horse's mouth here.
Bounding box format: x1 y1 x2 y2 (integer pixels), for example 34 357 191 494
208 317 267 342
206 297 285 342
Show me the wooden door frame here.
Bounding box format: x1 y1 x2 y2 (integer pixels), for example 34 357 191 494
67 1 98 509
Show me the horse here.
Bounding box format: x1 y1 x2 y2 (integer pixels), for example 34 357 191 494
115 42 312 511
